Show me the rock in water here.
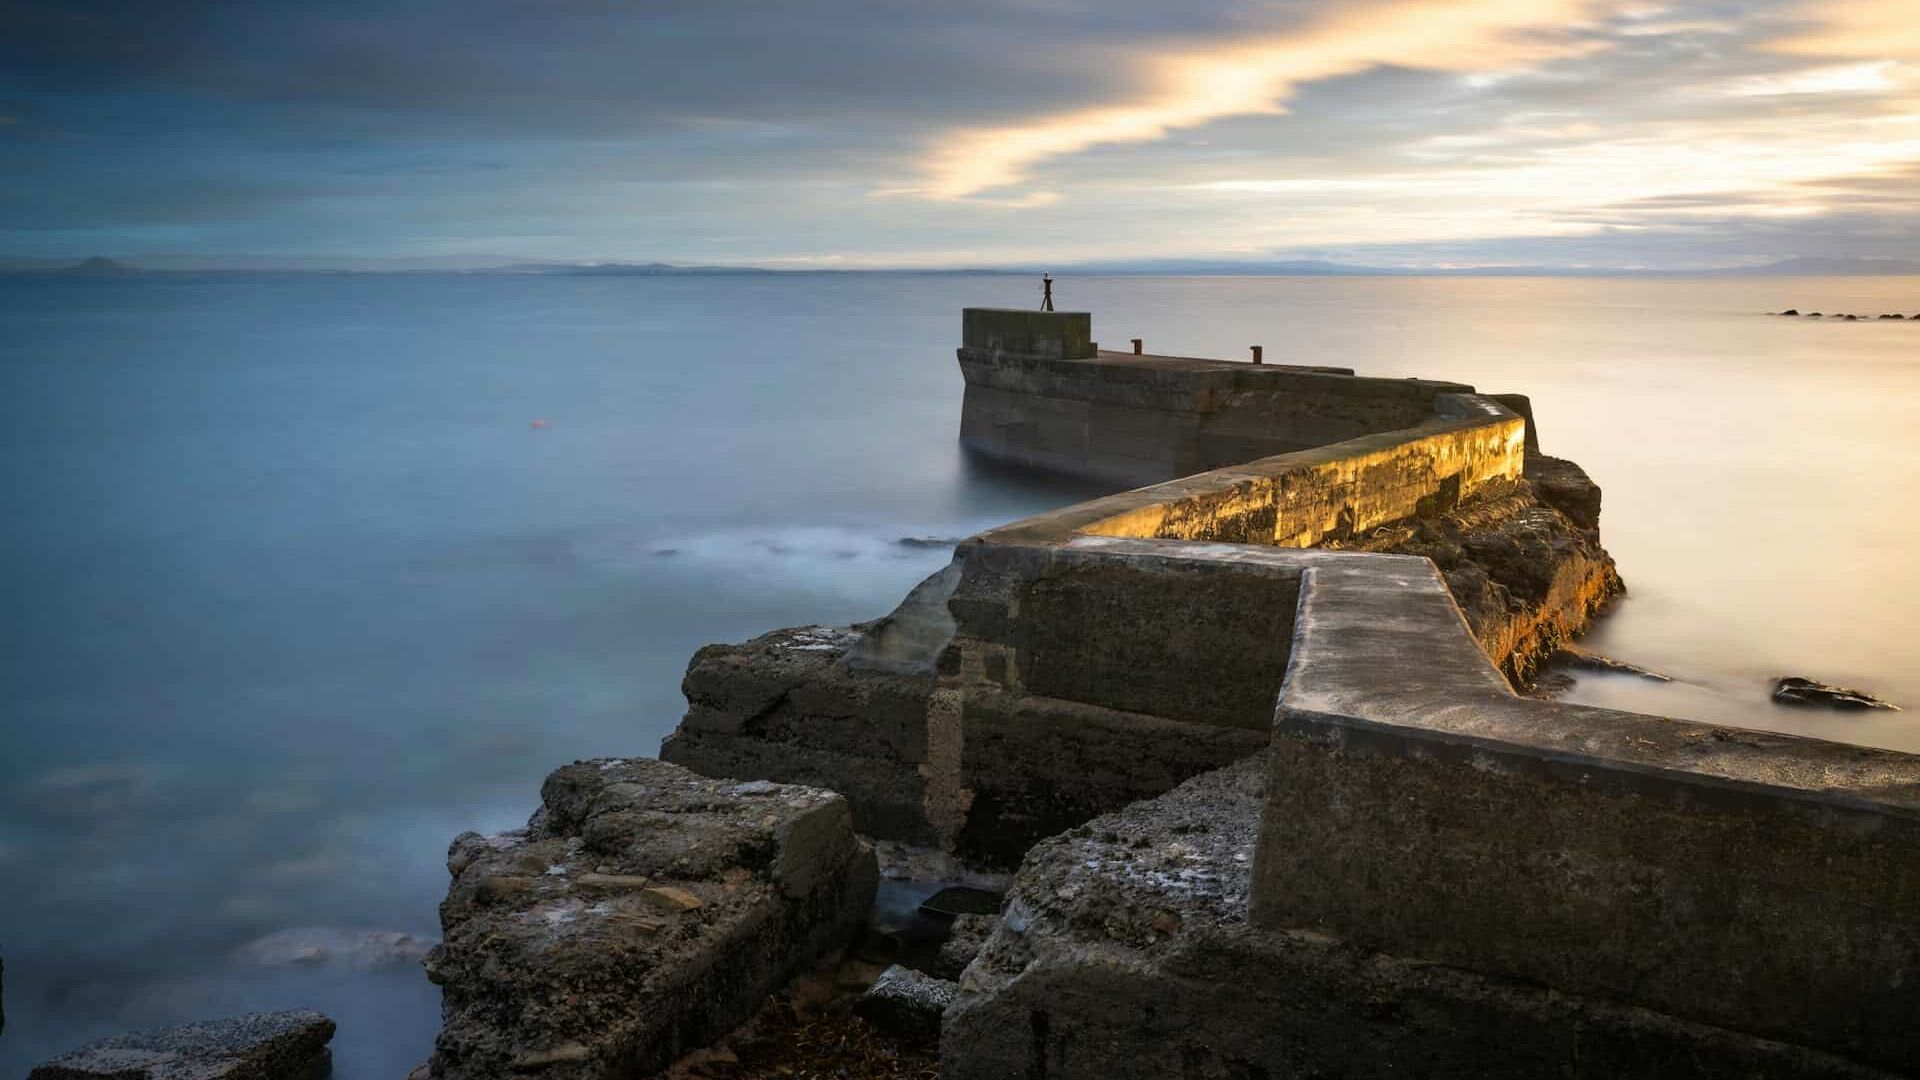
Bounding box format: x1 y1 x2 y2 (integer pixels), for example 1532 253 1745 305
853 964 959 1039
28 1010 335 1080
918 885 1003 918
425 757 877 1080
1772 677 1901 711
1554 644 1672 682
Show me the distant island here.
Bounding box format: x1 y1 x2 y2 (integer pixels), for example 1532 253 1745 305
4 254 1917 278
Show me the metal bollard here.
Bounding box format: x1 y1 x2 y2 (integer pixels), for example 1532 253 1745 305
1251 345 1263 364
1131 338 1143 355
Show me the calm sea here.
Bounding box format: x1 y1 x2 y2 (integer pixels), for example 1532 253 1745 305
2 272 1915 1076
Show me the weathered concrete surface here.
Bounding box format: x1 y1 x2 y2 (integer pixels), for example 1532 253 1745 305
961 308 1095 360
1256 556 1920 1072
944 758 1901 1080
28 1011 335 1080
1064 395 1526 548
958 345 1473 488
661 437 1607 863
425 758 876 1080
643 311 1920 1076
662 623 950 846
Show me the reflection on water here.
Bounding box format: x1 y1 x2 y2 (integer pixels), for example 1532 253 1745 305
1 272 1915 1075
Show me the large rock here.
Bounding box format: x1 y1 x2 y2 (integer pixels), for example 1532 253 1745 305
1773 676 1900 711
425 758 877 1080
943 757 1893 1080
28 1010 335 1080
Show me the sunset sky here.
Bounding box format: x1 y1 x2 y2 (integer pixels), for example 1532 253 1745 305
2 0 1917 268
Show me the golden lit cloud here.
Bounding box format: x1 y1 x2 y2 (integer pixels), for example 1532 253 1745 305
909 0 1609 199
1187 110 1920 248
1724 60 1899 96
1773 0 1920 61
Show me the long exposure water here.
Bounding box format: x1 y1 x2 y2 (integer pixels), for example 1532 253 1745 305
2 272 1915 1075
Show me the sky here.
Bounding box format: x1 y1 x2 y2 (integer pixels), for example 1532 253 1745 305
1 0 1917 269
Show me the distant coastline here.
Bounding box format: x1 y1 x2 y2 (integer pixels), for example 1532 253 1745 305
3 255 1917 279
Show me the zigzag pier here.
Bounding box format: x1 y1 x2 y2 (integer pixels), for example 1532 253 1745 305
425 308 1919 1080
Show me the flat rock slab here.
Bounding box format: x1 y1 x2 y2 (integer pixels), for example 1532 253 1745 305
917 886 1002 919
29 1010 335 1080
426 757 876 1080
854 964 957 1040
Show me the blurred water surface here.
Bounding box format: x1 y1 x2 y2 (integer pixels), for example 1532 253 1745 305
2 272 1915 1075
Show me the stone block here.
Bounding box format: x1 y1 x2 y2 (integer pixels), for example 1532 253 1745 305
426 758 876 1080
29 1011 336 1080
960 308 1095 360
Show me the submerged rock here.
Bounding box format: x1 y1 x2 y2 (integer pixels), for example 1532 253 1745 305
918 885 1002 919
1772 677 1900 712
240 927 433 970
425 757 876 1080
853 964 957 1039
1554 644 1672 682
28 1010 335 1080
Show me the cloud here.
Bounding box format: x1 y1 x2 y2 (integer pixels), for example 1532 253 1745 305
1771 0 1920 61
1 0 1918 266
912 0 1609 199
1723 59 1899 95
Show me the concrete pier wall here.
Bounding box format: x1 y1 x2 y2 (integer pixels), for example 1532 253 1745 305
653 309 1919 1076
1256 555 1920 1071
956 310 1468 487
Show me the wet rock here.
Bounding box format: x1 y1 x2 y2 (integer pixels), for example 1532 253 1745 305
1880 314 1905 320
28 1010 335 1080
934 913 997 979
1807 312 1823 317
240 927 434 970
1772 677 1900 711
852 964 957 1039
1842 314 1859 321
1553 644 1672 682
1775 309 1799 316
426 757 876 1080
